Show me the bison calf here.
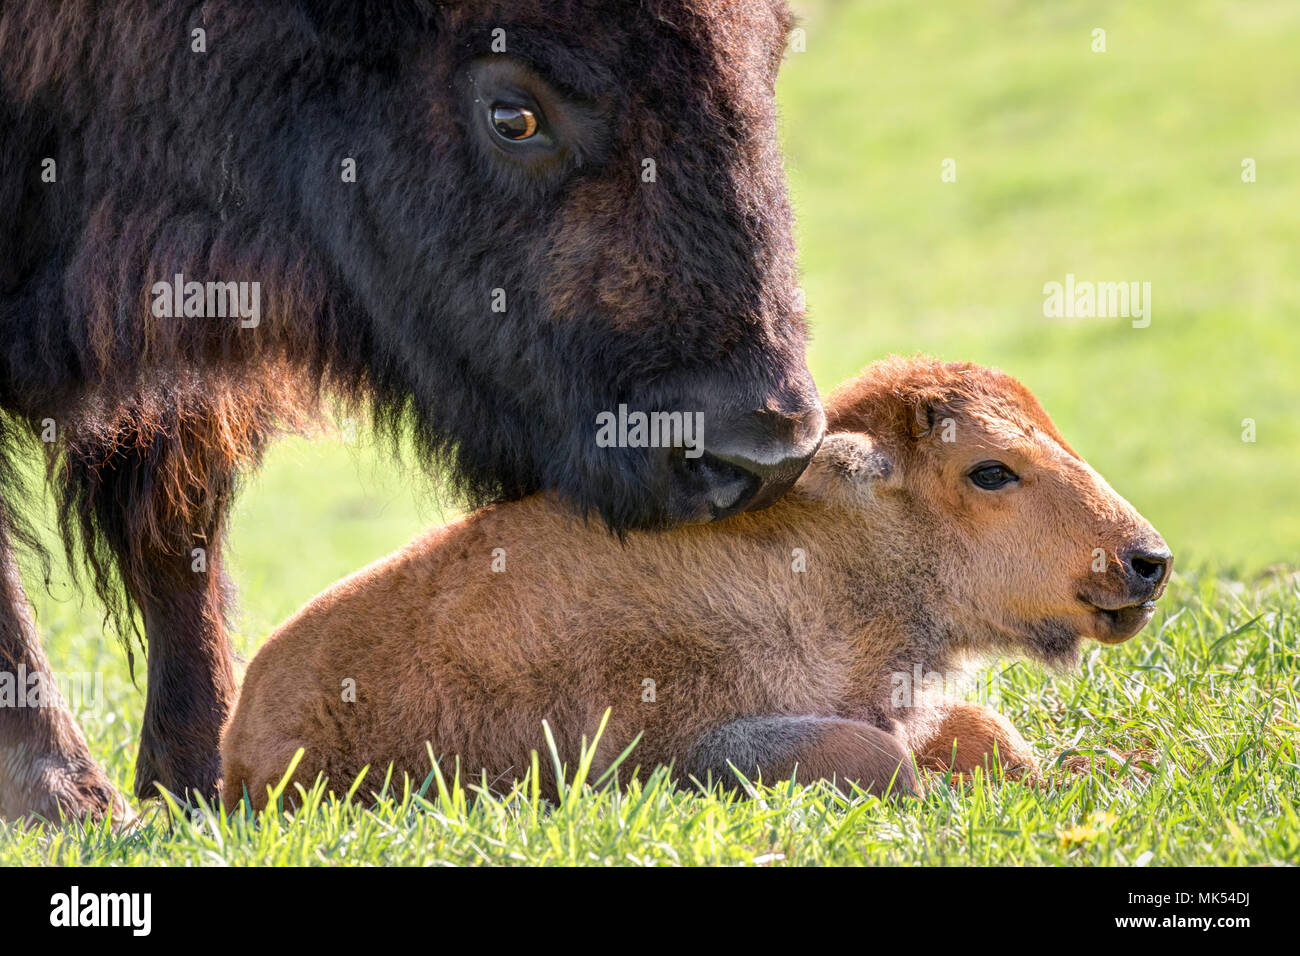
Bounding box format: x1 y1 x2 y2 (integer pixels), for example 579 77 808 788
222 357 1172 808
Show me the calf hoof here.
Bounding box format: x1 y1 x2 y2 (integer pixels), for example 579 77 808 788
811 722 923 798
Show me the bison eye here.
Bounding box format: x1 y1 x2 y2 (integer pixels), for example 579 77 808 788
491 104 539 141
968 462 1019 490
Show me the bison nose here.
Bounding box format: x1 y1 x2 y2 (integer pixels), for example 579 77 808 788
1122 544 1173 598
695 403 826 518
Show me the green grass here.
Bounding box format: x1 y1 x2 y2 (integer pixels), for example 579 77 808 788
2 570 1296 865
3 0 1298 864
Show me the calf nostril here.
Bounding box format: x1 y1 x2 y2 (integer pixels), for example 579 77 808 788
1126 548 1172 587
1131 557 1162 581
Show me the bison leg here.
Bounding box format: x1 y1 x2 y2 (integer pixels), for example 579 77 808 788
64 409 246 806
685 715 921 796
0 522 133 825
912 698 1038 777
129 540 237 806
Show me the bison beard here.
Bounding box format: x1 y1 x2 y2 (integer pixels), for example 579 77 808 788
0 0 821 821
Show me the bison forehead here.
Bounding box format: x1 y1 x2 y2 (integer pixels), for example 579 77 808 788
649 0 796 74
443 0 793 89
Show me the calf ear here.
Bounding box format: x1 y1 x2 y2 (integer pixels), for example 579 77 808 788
909 390 954 439
796 432 898 501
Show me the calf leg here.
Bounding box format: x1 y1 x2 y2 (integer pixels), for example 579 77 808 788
0 523 132 824
912 698 1037 776
685 715 920 796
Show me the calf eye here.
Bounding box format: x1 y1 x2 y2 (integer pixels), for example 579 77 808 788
968 462 1019 490
491 104 539 141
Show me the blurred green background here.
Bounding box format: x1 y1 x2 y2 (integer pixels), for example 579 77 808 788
29 0 1300 653
780 0 1299 575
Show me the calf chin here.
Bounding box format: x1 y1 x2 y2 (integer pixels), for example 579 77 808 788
1020 616 1092 669
1088 602 1158 645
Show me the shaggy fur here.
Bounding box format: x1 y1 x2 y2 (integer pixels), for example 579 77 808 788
0 0 818 821
221 358 1173 808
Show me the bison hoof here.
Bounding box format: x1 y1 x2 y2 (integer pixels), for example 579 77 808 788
7 757 136 830
133 740 222 808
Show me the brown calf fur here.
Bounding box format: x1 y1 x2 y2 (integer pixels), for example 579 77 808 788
221 357 1172 809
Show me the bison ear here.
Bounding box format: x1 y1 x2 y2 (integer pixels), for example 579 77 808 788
795 432 898 502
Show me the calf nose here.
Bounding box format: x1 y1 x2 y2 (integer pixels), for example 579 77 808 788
1121 544 1173 598
699 403 826 517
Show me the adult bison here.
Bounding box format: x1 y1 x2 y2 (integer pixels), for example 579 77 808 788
0 0 823 822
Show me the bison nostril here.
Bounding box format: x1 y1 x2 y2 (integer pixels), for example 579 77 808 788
1124 547 1172 588
693 409 824 518
664 397 824 522
679 451 762 516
